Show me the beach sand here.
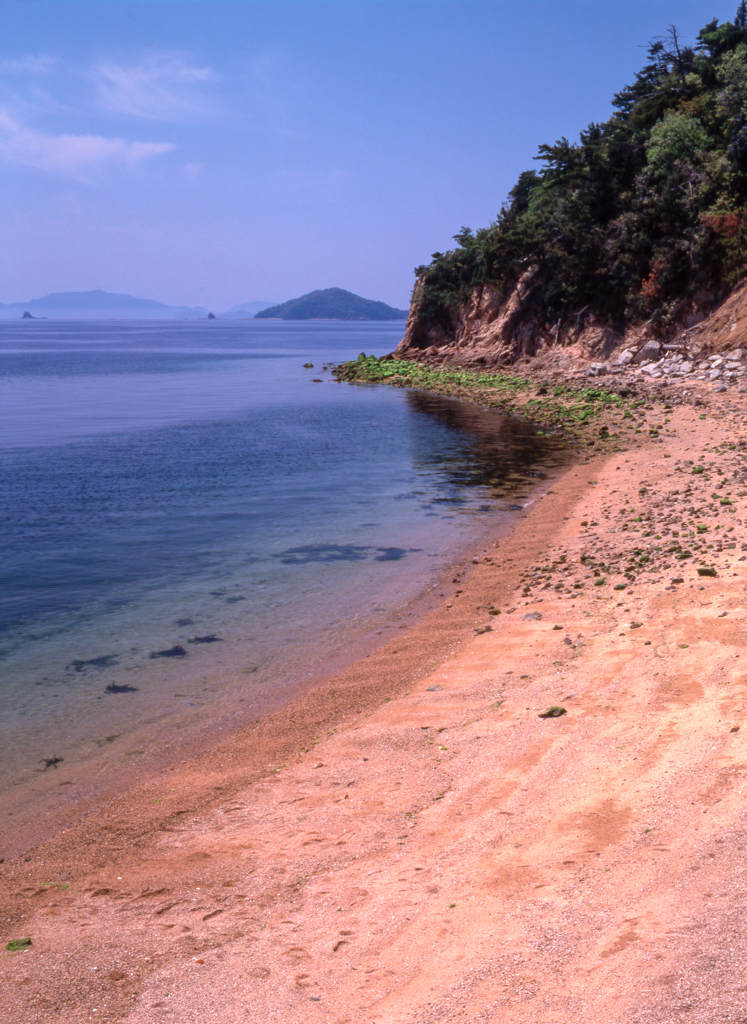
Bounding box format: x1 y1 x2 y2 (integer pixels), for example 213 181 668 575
3 384 747 1022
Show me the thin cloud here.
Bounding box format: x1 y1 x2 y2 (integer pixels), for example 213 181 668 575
93 53 217 121
0 55 56 76
0 110 174 180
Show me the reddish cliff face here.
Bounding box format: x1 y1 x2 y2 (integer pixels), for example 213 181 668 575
394 274 740 369
394 272 541 367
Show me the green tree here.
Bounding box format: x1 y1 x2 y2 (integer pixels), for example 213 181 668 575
716 43 747 118
645 111 710 179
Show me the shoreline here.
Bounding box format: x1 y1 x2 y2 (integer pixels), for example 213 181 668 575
0 401 572 860
0 478 591 858
6 375 747 1020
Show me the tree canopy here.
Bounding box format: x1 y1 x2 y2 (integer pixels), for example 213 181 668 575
414 7 747 334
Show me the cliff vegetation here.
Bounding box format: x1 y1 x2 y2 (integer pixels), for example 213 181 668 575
406 5 747 359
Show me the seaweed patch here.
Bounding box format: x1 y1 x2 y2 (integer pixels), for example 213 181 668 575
6 937 32 952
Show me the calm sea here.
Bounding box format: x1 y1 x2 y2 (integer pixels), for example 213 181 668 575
0 320 567 807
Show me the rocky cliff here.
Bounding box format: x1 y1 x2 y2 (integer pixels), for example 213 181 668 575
393 274 741 373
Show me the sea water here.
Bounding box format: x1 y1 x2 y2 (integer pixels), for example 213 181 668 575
0 320 567 817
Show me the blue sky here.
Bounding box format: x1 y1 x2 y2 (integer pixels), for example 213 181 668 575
0 0 739 311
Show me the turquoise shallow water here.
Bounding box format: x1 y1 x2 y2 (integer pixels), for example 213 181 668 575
0 320 567 800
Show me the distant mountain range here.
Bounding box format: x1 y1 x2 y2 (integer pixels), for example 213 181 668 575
0 288 407 321
255 288 408 321
0 290 211 320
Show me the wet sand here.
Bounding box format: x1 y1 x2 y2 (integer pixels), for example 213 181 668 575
3 383 747 1022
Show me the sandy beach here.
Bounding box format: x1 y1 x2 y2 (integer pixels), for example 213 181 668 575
3 378 747 1023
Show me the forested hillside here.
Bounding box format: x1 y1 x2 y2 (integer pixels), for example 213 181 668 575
255 288 407 321
413 5 747 341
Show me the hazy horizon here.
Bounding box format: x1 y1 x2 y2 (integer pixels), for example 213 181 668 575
0 285 411 317
1 0 737 311
0 287 275 308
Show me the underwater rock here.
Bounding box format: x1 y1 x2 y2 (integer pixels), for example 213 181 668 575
149 645 187 659
68 655 119 672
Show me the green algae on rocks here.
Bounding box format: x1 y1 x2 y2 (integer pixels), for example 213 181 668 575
334 356 633 446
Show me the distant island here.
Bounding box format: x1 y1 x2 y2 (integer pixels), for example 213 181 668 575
255 288 408 321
